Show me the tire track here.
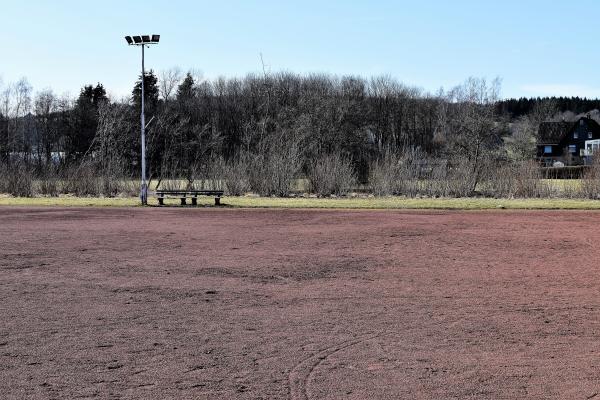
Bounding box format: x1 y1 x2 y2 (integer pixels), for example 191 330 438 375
288 332 383 400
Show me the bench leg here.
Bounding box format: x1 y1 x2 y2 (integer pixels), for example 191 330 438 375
180 198 186 206
191 197 197 206
158 197 164 206
214 197 221 206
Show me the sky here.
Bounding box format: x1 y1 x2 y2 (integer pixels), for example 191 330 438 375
2 0 600 100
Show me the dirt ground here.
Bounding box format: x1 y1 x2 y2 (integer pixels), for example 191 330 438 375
2 207 600 399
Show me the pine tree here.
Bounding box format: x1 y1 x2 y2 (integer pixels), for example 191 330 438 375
176 73 195 102
92 83 107 106
132 70 159 115
68 83 107 158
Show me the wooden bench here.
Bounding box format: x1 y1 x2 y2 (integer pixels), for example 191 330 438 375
155 190 224 206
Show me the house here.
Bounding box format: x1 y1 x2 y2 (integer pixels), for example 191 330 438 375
537 117 600 166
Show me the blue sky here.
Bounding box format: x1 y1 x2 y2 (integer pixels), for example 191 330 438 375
2 0 599 99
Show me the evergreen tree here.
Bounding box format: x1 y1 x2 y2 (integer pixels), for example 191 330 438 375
67 83 108 159
176 73 195 102
132 70 159 116
92 83 107 106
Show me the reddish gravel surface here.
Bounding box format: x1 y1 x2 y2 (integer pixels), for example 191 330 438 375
2 207 600 399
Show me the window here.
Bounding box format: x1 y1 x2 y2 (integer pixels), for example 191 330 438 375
569 145 577 153
589 132 593 139
544 145 552 154
581 120 585 126
574 132 579 139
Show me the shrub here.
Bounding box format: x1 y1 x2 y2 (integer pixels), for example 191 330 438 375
37 166 60 197
581 158 600 199
222 155 250 196
62 163 100 196
370 149 438 197
369 152 402 196
445 156 478 197
308 153 355 196
421 160 450 197
484 163 515 198
3 162 34 197
247 144 302 196
484 160 557 198
99 165 127 197
0 163 7 194
203 159 225 191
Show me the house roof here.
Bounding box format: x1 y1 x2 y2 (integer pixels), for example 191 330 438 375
537 121 573 145
537 117 600 146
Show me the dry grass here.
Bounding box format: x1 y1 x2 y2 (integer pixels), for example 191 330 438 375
3 194 600 209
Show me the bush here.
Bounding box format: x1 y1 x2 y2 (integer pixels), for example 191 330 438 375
203 159 225 191
99 168 126 197
2 162 34 197
397 148 428 197
37 167 60 197
483 163 514 198
247 144 302 196
0 164 7 194
308 153 355 196
369 149 434 197
444 157 478 197
62 163 100 196
513 161 555 198
421 160 450 197
485 160 556 198
581 158 600 199
369 152 402 196
222 155 250 196
156 158 187 191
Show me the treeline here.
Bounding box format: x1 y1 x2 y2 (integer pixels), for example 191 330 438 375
0 80 109 164
497 96 600 118
1 71 600 198
0 73 500 177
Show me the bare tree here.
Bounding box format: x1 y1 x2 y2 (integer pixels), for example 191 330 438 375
95 102 134 195
34 89 57 164
13 78 32 154
444 77 503 193
504 117 536 162
503 98 557 162
0 81 11 160
159 67 183 102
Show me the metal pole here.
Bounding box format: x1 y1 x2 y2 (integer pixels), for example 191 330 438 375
140 44 147 205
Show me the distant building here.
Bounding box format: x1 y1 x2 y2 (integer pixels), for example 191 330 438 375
537 117 600 166
8 151 65 164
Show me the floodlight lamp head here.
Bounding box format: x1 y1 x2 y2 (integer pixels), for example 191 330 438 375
125 36 133 45
133 35 142 44
142 35 151 43
152 34 160 43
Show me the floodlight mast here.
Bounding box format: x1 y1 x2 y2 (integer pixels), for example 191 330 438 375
124 34 160 205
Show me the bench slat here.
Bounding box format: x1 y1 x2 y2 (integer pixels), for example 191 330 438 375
156 190 223 196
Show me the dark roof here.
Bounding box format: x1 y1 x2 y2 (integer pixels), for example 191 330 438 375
537 121 573 144
583 117 600 133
